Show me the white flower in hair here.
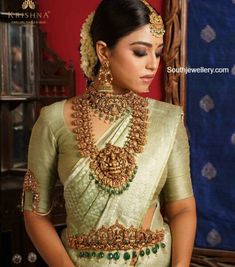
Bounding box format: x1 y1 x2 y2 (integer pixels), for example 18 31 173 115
80 12 98 80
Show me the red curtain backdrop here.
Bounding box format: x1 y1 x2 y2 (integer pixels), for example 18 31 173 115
39 0 164 100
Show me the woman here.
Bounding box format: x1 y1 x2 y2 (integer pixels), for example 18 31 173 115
22 0 196 266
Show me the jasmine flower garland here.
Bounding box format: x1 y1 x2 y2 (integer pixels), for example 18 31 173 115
80 12 97 80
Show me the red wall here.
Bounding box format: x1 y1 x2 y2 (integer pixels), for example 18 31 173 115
39 0 164 100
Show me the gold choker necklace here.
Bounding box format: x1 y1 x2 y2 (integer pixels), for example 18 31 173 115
72 89 149 195
84 87 135 122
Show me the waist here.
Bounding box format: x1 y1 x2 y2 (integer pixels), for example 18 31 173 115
67 220 166 263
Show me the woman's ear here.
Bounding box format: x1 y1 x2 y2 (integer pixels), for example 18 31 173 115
96 41 110 64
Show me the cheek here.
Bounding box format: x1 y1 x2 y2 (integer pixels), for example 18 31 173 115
110 54 141 84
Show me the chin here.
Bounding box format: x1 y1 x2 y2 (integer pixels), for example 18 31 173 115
143 87 150 93
133 86 150 94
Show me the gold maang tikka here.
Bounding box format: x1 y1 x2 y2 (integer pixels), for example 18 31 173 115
141 0 165 37
97 60 113 93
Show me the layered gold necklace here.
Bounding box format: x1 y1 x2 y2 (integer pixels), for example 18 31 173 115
72 87 149 195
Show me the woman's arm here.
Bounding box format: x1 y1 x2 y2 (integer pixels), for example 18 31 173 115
24 211 75 267
165 196 197 267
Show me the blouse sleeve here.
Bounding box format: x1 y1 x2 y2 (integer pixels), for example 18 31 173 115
162 111 194 203
22 108 58 215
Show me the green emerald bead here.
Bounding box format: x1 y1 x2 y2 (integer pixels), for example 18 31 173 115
113 252 120 261
79 252 85 258
146 248 150 255
98 252 105 259
84 252 90 258
140 250 145 257
107 253 113 260
152 247 158 254
123 252 131 261
161 243 166 248
156 244 160 249
132 251 137 258
91 252 96 257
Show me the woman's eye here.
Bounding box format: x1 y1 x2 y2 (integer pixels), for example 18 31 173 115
155 52 163 58
133 50 147 57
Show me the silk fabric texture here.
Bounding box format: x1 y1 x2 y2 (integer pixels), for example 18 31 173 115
23 98 193 267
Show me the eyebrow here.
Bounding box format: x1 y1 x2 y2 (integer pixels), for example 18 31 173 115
130 41 164 48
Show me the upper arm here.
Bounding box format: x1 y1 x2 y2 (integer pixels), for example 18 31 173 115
22 109 58 215
162 110 194 203
165 196 196 221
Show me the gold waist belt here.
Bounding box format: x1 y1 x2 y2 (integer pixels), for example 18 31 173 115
67 221 165 262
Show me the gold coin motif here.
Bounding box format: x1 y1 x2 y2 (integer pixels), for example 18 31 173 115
90 144 136 189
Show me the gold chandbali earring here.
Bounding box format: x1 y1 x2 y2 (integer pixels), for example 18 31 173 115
141 0 165 37
97 60 113 93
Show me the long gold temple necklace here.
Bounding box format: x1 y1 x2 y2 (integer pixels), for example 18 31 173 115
72 87 149 195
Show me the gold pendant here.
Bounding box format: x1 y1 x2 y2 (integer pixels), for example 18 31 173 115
89 144 137 194
72 92 148 196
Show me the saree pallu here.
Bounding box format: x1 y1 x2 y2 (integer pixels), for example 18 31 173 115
22 99 193 267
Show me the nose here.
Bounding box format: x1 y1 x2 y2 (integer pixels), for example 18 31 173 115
146 53 160 71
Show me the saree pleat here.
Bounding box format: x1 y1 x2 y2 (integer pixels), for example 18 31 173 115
64 112 132 234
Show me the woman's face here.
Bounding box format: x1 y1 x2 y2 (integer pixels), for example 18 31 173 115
107 24 164 94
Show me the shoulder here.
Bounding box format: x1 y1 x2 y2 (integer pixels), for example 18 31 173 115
146 98 185 144
36 100 67 132
147 98 184 120
40 100 66 119
40 100 66 121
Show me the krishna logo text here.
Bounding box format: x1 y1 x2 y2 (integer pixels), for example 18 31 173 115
7 0 50 24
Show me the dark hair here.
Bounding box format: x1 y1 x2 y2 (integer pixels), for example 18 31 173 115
90 0 158 76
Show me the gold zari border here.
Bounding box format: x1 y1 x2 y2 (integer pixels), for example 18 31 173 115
68 220 164 251
21 169 40 212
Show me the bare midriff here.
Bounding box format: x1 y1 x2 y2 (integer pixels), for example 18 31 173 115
130 206 156 266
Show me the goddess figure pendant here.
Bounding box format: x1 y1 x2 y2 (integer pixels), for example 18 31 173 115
89 143 138 195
